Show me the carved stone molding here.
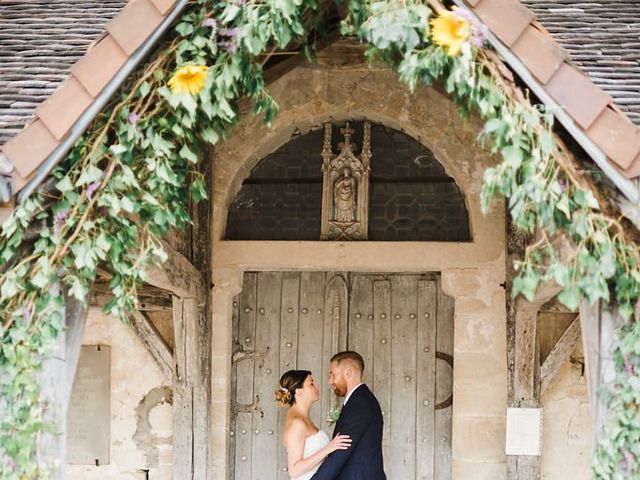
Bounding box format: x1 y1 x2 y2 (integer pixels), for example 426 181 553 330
320 121 371 240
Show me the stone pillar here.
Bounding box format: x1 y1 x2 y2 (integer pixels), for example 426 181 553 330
210 268 243 479
443 263 508 480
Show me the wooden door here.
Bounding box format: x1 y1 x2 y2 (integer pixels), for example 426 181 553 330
230 272 453 480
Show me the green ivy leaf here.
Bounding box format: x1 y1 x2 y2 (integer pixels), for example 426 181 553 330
110 144 127 156
55 176 74 193
574 188 599 210
558 285 581 311
201 128 219 144
76 165 102 186
179 144 198 163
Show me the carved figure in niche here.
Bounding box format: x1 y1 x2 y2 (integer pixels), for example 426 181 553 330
320 121 371 240
333 167 357 222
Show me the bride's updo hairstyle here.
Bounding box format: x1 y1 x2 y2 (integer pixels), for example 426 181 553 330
275 370 311 407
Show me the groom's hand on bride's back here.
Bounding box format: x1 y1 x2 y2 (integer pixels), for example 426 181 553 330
327 433 351 454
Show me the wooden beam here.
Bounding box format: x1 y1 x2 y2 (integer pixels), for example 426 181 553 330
63 292 89 406
39 284 89 480
89 289 173 311
540 315 581 394
143 241 204 299
128 310 174 379
172 296 209 480
579 301 624 443
513 280 563 402
513 300 539 402
510 280 563 479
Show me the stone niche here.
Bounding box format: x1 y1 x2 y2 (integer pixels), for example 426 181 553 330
225 121 470 242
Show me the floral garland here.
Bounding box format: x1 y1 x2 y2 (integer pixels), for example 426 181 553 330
0 0 638 477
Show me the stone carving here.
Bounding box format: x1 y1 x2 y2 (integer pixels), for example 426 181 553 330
333 167 357 222
320 121 371 240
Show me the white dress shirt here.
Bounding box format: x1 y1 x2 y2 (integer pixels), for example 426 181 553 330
343 383 364 406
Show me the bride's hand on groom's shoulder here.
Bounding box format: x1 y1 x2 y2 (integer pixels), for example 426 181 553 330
327 433 351 454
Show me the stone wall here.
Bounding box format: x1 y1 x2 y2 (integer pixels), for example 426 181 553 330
211 42 510 479
66 310 172 480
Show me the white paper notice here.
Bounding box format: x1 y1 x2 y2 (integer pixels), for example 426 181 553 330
505 407 543 456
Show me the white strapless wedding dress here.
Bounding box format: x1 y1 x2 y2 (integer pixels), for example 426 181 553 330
291 430 330 480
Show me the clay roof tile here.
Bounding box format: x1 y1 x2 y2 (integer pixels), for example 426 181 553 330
71 34 128 97
546 62 612 130
587 107 640 170
2 119 58 179
106 0 165 56
36 76 93 140
511 23 567 84
472 0 534 47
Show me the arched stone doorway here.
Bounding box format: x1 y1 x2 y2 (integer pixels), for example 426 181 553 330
210 54 508 480
224 120 464 478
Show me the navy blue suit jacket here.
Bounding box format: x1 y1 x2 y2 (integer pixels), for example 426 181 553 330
311 385 386 480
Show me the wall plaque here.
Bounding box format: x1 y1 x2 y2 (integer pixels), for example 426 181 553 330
67 345 111 465
505 407 543 456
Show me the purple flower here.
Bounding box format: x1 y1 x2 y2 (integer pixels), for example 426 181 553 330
454 7 488 48
622 449 635 473
201 18 217 28
128 112 139 125
53 210 69 236
87 181 101 199
624 358 635 377
221 40 238 53
98 206 110 217
23 305 33 323
219 27 240 38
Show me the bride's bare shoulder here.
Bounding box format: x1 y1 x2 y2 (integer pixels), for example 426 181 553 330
283 413 307 445
284 411 306 430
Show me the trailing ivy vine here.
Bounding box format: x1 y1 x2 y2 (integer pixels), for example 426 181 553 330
0 0 638 478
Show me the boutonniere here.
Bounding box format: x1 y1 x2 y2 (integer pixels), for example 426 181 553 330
326 406 341 426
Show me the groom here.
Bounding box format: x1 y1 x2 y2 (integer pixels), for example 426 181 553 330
311 351 386 480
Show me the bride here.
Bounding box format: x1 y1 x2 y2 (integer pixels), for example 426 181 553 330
275 370 351 480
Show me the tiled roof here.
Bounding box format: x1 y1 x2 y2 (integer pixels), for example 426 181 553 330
0 0 177 200
0 0 639 228
0 0 129 146
522 0 640 127
466 0 640 179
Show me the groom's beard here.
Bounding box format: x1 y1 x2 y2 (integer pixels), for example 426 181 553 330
332 380 348 397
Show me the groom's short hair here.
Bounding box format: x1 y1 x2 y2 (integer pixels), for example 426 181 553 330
331 351 364 373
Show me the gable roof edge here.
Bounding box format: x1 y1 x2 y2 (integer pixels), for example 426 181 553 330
454 0 640 205
12 0 189 204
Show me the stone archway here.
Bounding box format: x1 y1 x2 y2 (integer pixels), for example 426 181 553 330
209 44 508 480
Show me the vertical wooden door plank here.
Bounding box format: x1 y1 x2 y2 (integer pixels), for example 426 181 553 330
252 272 282 479
322 274 349 420
320 273 334 431
348 274 374 385
435 283 454 480
390 275 417 479
234 273 257 479
229 292 239 480
278 273 301 480
373 279 392 469
299 272 327 427
416 279 437 480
